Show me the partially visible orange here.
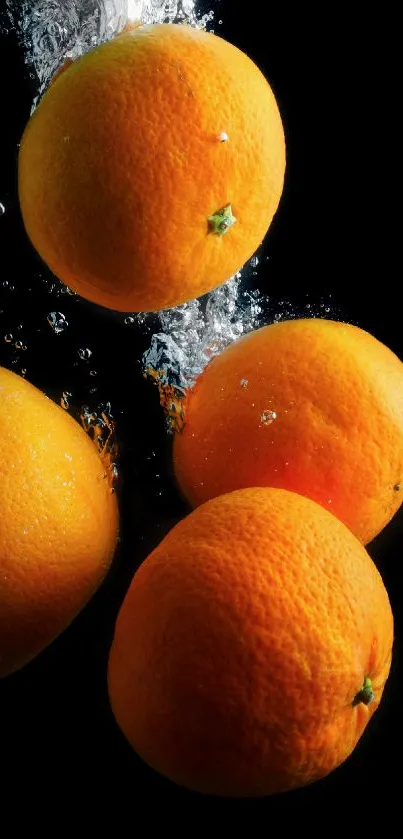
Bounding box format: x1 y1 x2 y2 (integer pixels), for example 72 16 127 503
18 23 285 313
173 318 403 543
108 487 393 797
0 366 119 677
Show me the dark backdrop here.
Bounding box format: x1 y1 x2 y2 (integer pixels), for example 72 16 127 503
0 1 400 823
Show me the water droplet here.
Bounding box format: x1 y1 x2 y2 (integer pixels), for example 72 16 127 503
21 368 27 377
260 410 277 426
240 378 249 388
78 347 92 360
4 333 13 343
250 256 259 268
15 340 27 351
47 311 68 334
3 280 9 288
0 203 5 216
306 303 311 309
89 370 97 377
217 131 229 142
325 307 331 314
124 316 135 325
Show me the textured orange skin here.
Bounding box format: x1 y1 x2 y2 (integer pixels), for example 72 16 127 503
108 487 393 797
0 367 119 677
18 23 286 313
173 318 403 544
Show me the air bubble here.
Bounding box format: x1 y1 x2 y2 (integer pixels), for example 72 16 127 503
78 347 92 360
4 334 13 343
47 311 68 333
240 378 249 388
0 203 5 216
260 410 277 426
60 391 72 410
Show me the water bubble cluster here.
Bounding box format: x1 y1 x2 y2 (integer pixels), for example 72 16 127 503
142 268 269 431
80 401 119 491
5 1 214 104
6 0 127 102
128 0 214 28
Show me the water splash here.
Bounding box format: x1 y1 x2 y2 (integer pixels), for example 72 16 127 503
128 0 214 27
80 401 119 491
5 0 214 102
142 267 269 432
6 1 126 101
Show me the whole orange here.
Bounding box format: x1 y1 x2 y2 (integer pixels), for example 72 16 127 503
0 366 119 677
173 318 403 544
18 23 285 313
108 487 393 797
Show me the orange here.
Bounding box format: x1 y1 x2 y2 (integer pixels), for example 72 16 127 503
108 487 393 797
173 318 403 544
18 23 285 313
0 366 119 677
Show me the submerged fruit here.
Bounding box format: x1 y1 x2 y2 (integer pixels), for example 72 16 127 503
108 487 393 797
174 318 403 543
18 23 285 313
0 366 119 677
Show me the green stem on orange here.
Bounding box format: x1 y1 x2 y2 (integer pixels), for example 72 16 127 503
352 676 375 707
208 204 236 236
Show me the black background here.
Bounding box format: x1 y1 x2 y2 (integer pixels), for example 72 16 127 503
0 0 401 822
